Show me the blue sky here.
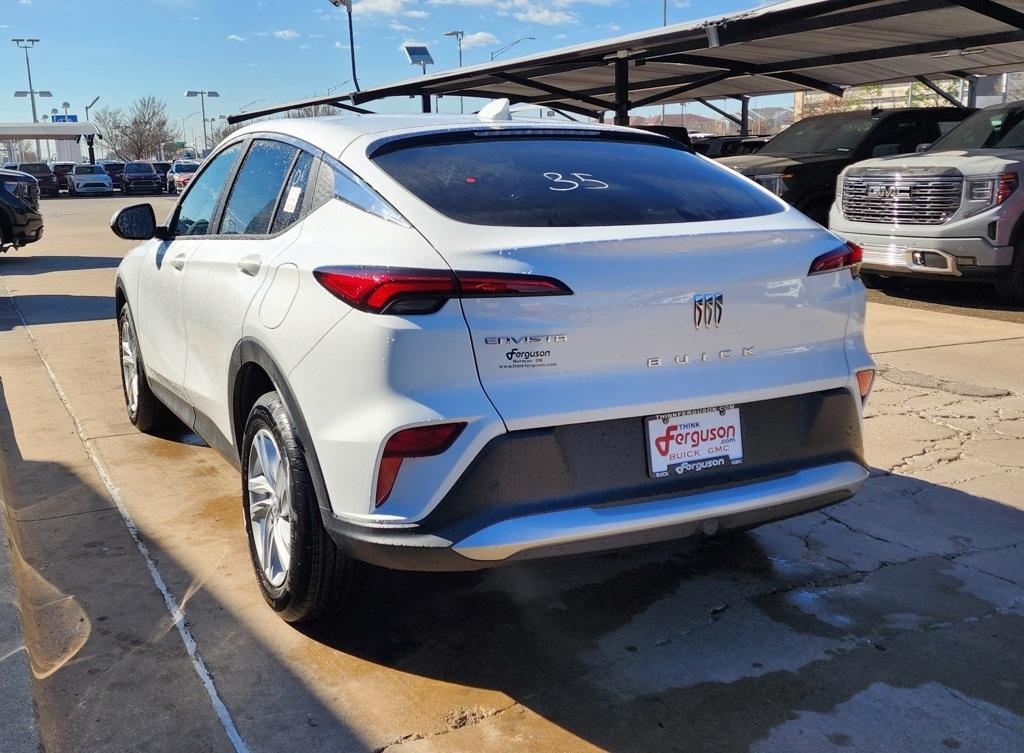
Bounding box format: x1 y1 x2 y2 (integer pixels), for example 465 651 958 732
2 0 784 135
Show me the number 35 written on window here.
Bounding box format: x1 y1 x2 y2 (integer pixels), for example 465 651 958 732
543 172 610 191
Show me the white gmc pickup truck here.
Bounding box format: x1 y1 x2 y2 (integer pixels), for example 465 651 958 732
830 101 1024 303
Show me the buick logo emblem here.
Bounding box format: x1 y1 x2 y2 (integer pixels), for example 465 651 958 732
694 293 723 329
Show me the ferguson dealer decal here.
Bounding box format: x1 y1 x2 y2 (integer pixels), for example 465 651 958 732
485 334 566 370
646 405 744 478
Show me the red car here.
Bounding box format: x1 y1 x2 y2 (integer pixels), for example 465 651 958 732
15 162 59 198
166 161 199 194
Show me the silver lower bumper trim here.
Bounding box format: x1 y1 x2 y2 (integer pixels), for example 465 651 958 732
453 461 869 562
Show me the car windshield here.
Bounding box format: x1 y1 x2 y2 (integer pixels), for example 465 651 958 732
153 163 170 170
373 133 783 227
930 106 1024 150
126 163 153 173
19 163 52 176
104 163 125 171
75 165 104 175
758 114 876 155
175 163 198 173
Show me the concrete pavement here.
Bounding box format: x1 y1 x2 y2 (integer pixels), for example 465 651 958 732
0 195 1022 752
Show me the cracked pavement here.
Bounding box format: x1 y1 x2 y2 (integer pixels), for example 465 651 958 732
1 196 1023 752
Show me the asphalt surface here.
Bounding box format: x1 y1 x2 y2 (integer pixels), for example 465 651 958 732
0 194 1022 753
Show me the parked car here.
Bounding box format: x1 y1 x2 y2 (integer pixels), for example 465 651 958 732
14 162 60 198
152 161 171 191
831 101 1024 302
67 163 114 196
121 161 162 195
1 169 43 251
101 161 126 189
720 107 974 225
50 161 76 192
165 161 198 194
110 114 874 623
692 134 772 159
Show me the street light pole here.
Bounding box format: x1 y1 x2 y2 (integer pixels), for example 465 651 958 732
12 38 42 158
186 90 220 154
490 36 534 61
85 96 100 121
328 0 360 92
444 30 464 114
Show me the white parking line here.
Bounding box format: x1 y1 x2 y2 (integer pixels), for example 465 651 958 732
0 278 249 753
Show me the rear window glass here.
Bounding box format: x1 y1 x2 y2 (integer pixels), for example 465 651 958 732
126 163 152 173
372 135 782 227
19 163 51 176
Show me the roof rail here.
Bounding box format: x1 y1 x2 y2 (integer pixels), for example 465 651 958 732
226 94 373 125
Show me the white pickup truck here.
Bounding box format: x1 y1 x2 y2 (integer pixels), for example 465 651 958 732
830 102 1024 303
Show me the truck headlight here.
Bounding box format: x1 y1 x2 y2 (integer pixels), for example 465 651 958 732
752 172 792 196
965 172 1018 217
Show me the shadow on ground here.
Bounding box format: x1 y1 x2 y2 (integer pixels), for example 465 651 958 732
0 256 123 275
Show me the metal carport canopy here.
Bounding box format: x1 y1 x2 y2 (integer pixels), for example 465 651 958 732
0 122 100 140
344 0 1024 123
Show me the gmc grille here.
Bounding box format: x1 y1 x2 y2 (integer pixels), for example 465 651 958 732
841 176 963 225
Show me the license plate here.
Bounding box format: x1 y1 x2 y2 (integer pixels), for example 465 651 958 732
645 405 743 479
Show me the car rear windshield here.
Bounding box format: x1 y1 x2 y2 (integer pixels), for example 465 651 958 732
930 106 1024 150
75 165 104 174
175 163 198 173
104 163 125 171
758 114 875 155
372 133 783 226
19 163 52 176
126 163 152 173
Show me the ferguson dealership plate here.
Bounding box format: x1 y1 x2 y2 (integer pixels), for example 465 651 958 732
646 405 744 479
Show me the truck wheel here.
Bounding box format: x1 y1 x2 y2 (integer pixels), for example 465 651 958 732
996 247 1024 304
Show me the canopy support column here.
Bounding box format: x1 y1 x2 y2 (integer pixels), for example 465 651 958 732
739 95 750 136
695 98 742 127
614 58 629 126
85 134 95 165
914 75 966 107
421 94 431 113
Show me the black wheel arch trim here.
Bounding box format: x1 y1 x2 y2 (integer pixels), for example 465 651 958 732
229 338 334 513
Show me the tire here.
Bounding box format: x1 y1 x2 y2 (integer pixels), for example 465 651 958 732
996 246 1024 304
117 303 167 432
168 182 177 195
241 392 364 623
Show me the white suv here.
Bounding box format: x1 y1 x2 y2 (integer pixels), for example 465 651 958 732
111 111 875 623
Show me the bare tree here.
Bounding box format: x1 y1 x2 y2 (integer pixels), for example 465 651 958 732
93 97 176 160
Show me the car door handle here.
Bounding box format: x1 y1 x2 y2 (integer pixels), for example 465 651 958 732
237 255 262 277
170 254 186 271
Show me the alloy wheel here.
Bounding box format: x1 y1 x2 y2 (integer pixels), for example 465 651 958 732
247 429 292 588
120 318 139 416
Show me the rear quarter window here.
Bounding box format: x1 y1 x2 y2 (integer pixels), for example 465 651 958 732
372 134 783 227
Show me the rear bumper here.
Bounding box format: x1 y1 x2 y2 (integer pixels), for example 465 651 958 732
324 461 868 570
323 387 867 571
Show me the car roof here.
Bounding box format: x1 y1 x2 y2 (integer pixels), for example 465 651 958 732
228 113 663 159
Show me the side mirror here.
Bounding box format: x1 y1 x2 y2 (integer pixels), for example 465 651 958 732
110 203 157 241
916 142 932 153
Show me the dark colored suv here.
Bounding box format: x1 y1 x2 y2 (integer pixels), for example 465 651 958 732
51 161 76 192
121 162 162 195
151 161 170 191
719 107 975 225
15 162 60 198
1 169 43 251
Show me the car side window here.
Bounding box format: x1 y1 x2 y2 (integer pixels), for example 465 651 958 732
219 140 298 236
312 157 405 224
175 143 244 237
270 150 315 234
866 116 922 157
921 115 968 146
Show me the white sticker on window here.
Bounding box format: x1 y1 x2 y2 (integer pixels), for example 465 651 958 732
282 185 302 214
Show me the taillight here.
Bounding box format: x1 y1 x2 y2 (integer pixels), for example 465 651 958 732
375 423 466 506
808 242 862 276
314 266 572 315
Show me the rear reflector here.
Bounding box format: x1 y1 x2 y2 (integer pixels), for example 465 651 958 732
808 242 863 276
314 266 571 315
375 422 467 506
856 368 875 404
